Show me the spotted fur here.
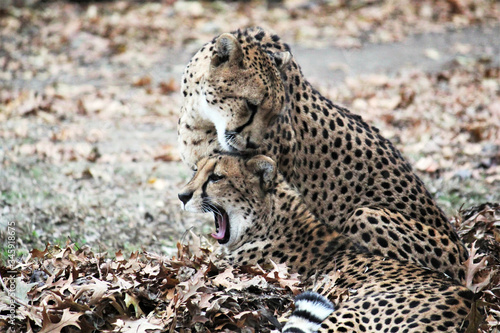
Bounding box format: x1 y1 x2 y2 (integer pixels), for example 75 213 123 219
179 154 474 333
178 27 468 283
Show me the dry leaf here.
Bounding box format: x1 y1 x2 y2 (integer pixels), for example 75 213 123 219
159 78 179 95
464 241 492 292
133 75 152 87
38 308 82 333
115 317 164 333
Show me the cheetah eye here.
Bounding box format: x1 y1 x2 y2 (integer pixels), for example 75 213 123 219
208 174 225 182
246 100 259 113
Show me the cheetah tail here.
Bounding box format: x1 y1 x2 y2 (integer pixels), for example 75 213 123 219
282 291 334 333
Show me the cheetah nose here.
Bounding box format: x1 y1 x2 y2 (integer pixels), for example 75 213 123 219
178 192 193 205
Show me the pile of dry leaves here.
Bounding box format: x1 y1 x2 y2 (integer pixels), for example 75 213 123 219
0 232 304 332
454 203 500 332
1 205 499 332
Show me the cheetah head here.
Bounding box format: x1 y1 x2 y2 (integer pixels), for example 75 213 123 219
178 154 277 250
200 33 291 152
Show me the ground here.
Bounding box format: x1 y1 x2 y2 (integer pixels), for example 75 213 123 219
0 0 499 331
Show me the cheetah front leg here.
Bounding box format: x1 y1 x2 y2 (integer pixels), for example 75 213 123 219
340 207 467 284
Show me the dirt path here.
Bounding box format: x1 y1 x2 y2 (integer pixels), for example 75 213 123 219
295 25 500 82
7 25 500 90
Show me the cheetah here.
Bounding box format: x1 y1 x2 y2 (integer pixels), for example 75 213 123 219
178 154 474 332
178 27 468 283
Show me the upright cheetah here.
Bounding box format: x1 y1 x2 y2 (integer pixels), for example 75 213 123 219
178 27 468 282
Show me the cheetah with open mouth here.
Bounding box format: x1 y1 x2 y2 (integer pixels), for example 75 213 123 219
179 154 473 332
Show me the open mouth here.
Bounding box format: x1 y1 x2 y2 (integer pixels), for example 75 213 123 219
211 206 230 244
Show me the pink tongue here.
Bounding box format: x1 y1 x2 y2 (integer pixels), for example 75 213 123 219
211 214 227 240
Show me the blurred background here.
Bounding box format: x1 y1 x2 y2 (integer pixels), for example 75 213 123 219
0 0 499 259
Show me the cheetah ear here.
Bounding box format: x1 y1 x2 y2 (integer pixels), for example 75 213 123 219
211 33 244 68
273 51 292 71
246 155 277 193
